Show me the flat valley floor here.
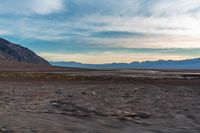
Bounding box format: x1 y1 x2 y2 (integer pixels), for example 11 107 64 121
0 69 200 133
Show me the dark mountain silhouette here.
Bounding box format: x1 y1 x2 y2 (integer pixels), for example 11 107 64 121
0 38 49 65
51 58 200 69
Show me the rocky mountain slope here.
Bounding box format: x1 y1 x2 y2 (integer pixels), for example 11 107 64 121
0 38 49 65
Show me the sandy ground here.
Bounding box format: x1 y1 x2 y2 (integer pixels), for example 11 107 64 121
0 70 200 133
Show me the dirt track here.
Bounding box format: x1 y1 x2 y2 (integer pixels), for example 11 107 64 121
0 70 200 133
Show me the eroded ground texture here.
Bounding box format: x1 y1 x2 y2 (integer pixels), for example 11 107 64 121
0 70 200 133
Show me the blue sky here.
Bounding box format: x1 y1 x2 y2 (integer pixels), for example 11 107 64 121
1 0 200 63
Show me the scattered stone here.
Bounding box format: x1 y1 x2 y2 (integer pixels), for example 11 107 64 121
51 101 60 106
133 120 152 126
91 91 96 95
55 90 62 95
124 117 133 121
125 100 134 104
0 127 13 132
67 94 73 97
123 93 130 98
111 111 151 121
50 100 104 117
134 116 142 120
117 116 127 121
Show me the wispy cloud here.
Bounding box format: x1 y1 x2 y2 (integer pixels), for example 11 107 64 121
0 0 64 15
150 0 200 16
90 31 145 38
0 29 10 35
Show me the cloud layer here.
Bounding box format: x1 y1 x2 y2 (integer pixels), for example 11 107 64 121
1 0 200 63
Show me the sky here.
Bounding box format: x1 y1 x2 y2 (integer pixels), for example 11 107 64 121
0 0 200 64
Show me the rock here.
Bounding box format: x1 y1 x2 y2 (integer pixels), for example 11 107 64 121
82 92 86 95
136 112 151 118
55 90 62 94
111 111 137 121
112 111 151 121
91 91 96 95
124 112 137 117
124 117 133 121
51 101 59 106
67 94 73 97
133 120 152 126
123 93 130 98
117 116 127 121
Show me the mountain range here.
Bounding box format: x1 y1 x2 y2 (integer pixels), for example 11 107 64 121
51 58 200 69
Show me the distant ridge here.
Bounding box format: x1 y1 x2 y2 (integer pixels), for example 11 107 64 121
0 38 49 65
51 58 200 69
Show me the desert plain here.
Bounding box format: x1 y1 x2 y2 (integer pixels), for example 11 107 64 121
0 68 200 133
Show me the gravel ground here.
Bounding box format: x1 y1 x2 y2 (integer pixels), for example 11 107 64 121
0 70 200 133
